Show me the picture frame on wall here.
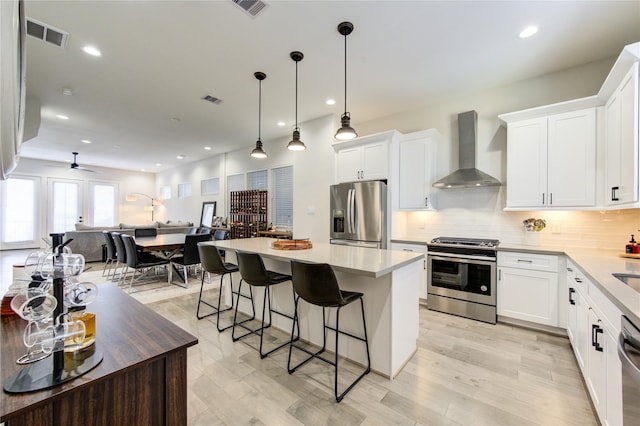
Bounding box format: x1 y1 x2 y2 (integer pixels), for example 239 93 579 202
200 201 216 227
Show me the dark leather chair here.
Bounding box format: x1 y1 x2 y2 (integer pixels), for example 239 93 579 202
232 251 299 358
196 243 256 331
134 228 157 238
288 260 371 403
121 234 169 289
212 229 229 241
110 232 128 283
170 233 211 287
102 231 117 278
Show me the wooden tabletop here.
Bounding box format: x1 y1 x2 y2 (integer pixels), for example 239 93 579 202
0 283 198 421
135 233 188 252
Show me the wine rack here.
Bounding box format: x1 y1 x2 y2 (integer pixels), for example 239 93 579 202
229 190 268 239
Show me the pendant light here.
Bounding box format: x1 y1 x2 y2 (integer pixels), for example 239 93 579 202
251 71 268 158
335 21 357 140
287 51 306 151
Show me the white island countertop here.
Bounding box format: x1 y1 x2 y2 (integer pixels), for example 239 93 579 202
205 237 423 278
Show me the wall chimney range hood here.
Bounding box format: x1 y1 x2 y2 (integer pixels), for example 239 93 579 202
433 110 501 189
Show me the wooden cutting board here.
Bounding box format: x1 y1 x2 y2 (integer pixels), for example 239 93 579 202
619 253 640 259
272 239 313 250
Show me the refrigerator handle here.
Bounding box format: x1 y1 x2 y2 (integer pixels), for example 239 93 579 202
346 188 353 233
351 188 357 232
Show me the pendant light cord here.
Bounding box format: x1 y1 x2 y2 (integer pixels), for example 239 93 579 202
343 33 348 114
258 78 262 140
295 60 298 129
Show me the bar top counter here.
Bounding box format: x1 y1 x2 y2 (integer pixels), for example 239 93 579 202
204 237 423 278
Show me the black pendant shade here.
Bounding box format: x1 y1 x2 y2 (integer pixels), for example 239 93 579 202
251 71 267 158
335 21 357 140
287 51 306 151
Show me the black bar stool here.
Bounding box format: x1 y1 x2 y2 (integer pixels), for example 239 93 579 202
288 259 371 403
232 250 299 358
196 243 256 331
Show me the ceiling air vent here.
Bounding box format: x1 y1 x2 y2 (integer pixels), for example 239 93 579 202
26 17 69 49
202 95 224 105
231 0 268 18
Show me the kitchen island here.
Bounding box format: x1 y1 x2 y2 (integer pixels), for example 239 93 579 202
204 238 424 378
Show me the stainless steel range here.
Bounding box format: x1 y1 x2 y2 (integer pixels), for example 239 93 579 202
427 237 499 324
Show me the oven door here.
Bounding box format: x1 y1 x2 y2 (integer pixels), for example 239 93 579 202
427 254 496 305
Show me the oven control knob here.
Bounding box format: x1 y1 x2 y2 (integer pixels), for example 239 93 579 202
481 285 488 292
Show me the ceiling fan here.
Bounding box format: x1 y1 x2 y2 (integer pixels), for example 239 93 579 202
68 152 97 173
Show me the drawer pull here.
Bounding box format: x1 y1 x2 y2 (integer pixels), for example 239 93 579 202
517 259 533 263
569 288 576 305
574 277 583 283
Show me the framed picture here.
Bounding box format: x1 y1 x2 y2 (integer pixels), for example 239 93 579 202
200 201 216 227
212 216 222 227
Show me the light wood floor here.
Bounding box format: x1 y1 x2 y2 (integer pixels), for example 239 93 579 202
147 287 598 426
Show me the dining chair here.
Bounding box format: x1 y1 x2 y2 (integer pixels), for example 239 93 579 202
134 228 158 238
121 234 169 290
170 233 211 287
102 231 117 278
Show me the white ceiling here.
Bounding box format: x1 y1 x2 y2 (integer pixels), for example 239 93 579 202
19 0 640 172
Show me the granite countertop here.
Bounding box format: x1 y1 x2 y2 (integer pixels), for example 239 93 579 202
391 238 640 326
206 237 423 278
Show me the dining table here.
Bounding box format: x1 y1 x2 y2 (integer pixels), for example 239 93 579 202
134 233 189 286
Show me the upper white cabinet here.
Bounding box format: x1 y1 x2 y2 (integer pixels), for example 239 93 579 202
605 62 639 206
395 129 439 210
505 108 596 209
334 130 397 183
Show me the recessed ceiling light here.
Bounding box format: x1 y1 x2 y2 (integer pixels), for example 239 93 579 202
56 114 69 120
325 99 336 105
519 26 538 38
81 139 91 144
176 155 185 159
277 121 286 126
204 146 211 150
83 45 101 56
62 87 73 96
155 163 162 167
170 117 181 122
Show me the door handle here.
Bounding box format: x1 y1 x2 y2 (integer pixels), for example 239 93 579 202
612 186 619 201
569 287 575 305
592 324 604 352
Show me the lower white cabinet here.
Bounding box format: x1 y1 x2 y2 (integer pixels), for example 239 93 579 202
565 260 622 426
391 242 427 301
497 252 559 326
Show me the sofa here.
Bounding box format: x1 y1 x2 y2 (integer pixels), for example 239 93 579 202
65 221 194 262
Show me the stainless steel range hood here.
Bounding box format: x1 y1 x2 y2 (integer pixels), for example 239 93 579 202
432 110 501 189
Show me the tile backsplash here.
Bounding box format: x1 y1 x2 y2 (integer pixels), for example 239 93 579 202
397 188 640 250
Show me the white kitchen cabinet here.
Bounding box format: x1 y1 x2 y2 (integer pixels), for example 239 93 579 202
605 62 639 206
565 261 623 426
391 242 427 301
396 130 438 210
334 131 396 182
497 252 559 326
505 108 596 208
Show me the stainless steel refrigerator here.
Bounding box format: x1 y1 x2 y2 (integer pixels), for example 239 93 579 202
330 180 387 249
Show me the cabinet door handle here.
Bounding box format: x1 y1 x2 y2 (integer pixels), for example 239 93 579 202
517 259 533 263
425 197 428 207
566 267 573 272
612 186 619 201
550 193 553 205
574 277 583 283
569 287 576 305
592 324 604 352
498 269 502 281
542 193 545 205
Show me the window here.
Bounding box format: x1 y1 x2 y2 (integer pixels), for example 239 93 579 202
1 176 40 248
247 169 267 190
49 179 82 234
177 182 192 198
89 182 117 226
160 185 171 200
271 166 293 228
227 174 244 192
201 177 220 195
